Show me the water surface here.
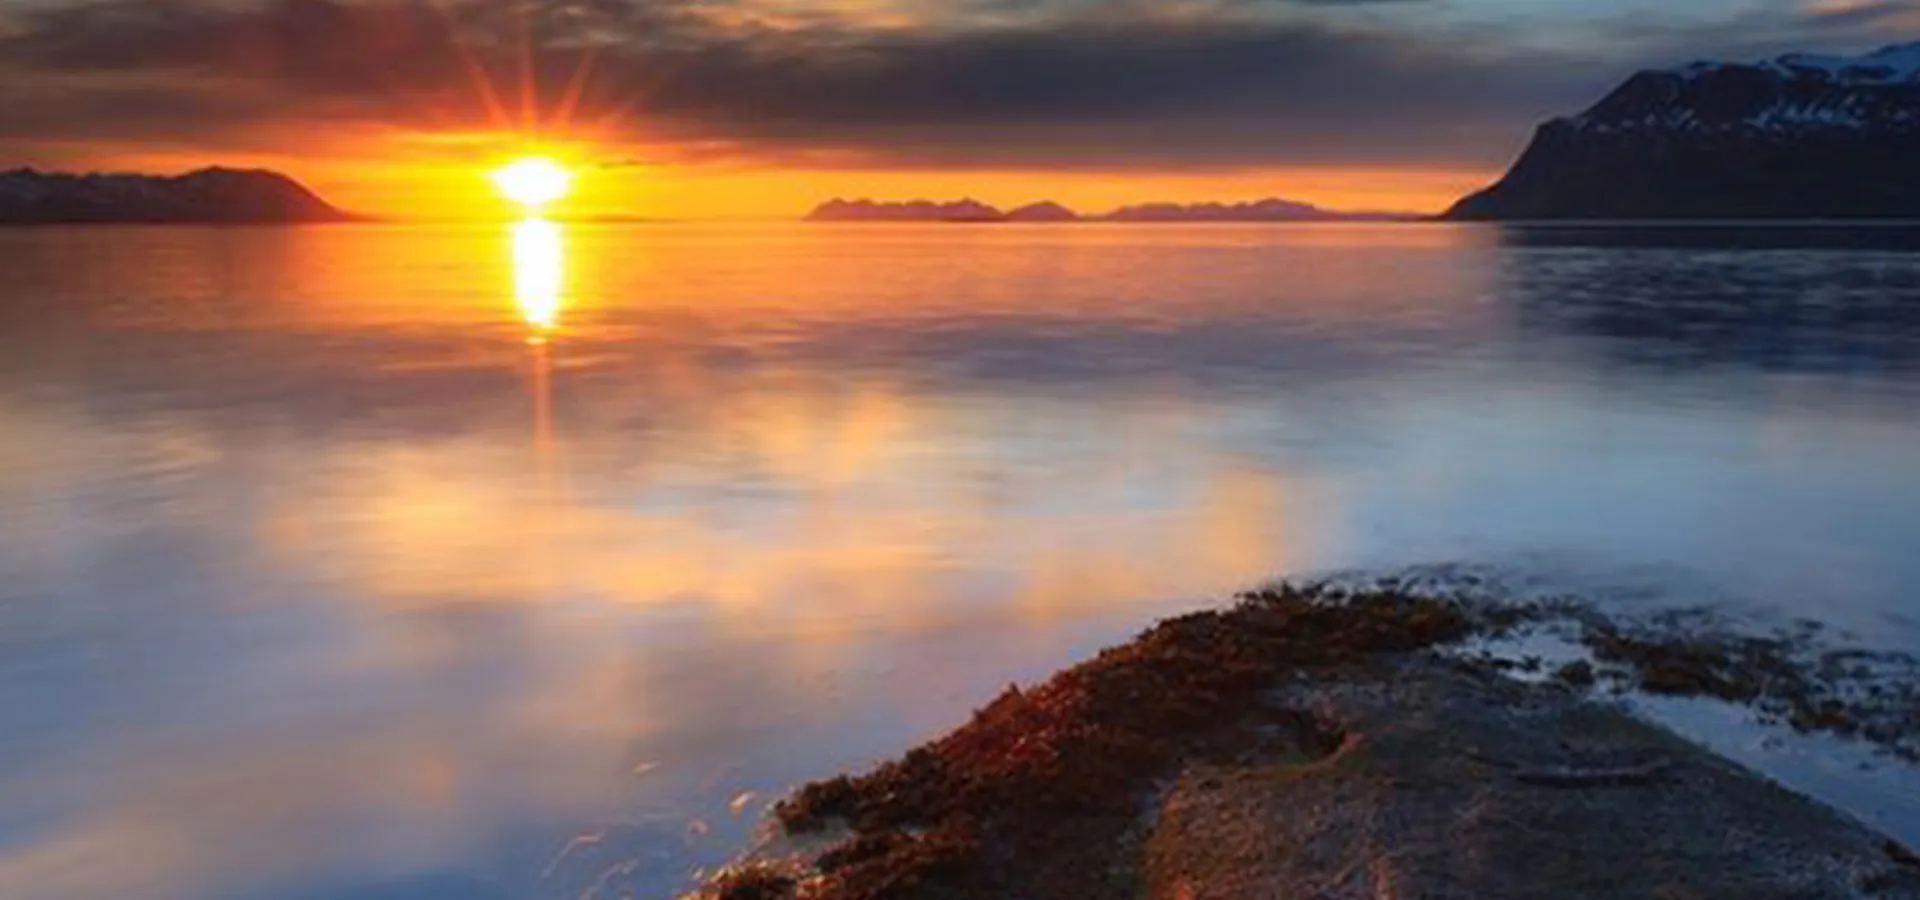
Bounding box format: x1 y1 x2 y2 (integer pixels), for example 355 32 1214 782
3 222 1920 899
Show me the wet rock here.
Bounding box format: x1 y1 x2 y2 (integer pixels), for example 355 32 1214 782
1554 659 1597 688
698 863 799 900
1146 668 1917 900
1579 620 1920 759
702 586 1920 900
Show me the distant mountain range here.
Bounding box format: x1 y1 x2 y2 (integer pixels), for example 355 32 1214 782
805 198 1003 222
0 167 349 224
806 197 1415 223
1449 42 1920 220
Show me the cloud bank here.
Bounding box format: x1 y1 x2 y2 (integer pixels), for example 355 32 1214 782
0 0 1909 170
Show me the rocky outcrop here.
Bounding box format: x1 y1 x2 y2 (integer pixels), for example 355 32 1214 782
0 167 350 224
693 585 1920 900
1142 666 1920 900
1448 42 1920 219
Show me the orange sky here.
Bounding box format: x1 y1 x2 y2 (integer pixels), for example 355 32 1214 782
512 162 1497 220
86 139 1499 220
6 0 1905 221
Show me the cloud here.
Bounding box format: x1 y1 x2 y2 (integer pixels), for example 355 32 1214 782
1588 0 1920 73
0 0 1625 169
1798 0 1920 29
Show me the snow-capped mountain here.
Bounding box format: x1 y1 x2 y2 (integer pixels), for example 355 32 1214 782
0 167 349 224
1687 41 1920 87
1448 42 1920 219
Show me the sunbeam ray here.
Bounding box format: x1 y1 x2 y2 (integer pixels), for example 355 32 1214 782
549 44 603 136
516 0 539 135
419 0 515 133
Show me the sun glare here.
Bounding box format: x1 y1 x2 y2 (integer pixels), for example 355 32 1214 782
493 157 573 209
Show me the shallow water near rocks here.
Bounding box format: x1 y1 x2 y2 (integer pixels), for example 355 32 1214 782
2 222 1919 898
1443 588 1920 848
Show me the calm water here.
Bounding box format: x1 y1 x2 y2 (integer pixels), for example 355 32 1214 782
4 222 1920 899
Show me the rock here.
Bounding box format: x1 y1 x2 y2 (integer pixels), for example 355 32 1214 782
1554 659 1598 688
1148 667 1916 899
692 587 1920 900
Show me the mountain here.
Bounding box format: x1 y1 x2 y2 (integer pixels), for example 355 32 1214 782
806 197 1411 222
1448 42 1920 220
1005 201 1080 222
0 167 350 224
1104 198 1408 222
805 198 1005 222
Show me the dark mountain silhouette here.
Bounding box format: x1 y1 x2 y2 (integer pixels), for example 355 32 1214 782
1005 201 1081 222
805 198 1004 222
0 167 350 224
806 197 1412 222
1449 42 1920 220
1104 198 1410 222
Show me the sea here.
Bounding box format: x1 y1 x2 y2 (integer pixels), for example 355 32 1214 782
3 221 1920 899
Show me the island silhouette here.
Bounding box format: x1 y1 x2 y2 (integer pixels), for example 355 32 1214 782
805 197 1417 223
0 167 350 224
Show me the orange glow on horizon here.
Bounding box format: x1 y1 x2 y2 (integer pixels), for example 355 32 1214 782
42 137 1493 220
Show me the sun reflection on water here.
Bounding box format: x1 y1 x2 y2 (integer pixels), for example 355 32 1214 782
512 217 565 335
508 217 567 595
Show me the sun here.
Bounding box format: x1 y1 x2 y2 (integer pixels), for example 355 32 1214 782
492 157 573 209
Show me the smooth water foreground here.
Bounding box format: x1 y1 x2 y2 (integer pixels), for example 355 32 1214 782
3 222 1920 899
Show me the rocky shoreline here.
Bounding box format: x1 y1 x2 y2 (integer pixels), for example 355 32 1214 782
691 585 1920 899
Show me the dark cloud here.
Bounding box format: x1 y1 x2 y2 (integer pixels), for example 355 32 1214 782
0 0 1623 168
1796 0 1920 32
1590 1 1920 75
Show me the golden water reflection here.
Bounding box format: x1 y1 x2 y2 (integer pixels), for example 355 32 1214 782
11 223 1920 900
0 223 1525 900
512 218 565 333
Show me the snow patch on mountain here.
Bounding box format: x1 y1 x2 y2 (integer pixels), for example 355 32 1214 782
1679 42 1920 85
1564 41 1920 137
